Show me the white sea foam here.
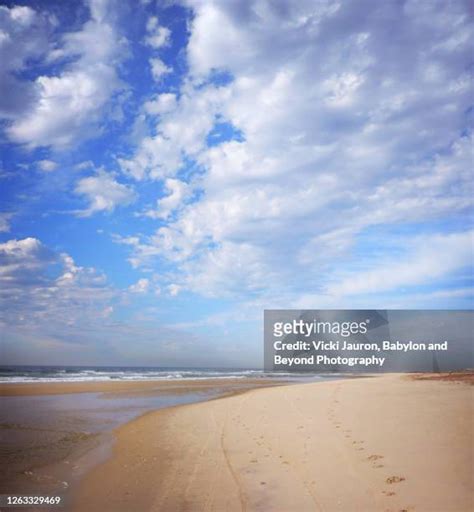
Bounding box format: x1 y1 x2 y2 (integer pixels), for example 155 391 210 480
0 367 308 383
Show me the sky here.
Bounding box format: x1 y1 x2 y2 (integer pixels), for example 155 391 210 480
0 0 473 368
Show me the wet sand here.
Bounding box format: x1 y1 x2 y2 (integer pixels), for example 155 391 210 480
0 378 276 397
72 374 473 512
0 379 281 500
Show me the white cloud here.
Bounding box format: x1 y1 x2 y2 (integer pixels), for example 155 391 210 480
5 0 126 149
129 277 150 293
0 213 12 232
144 93 177 116
74 160 95 171
0 237 50 272
112 234 140 246
118 84 229 180
149 57 171 81
74 169 136 216
144 16 170 49
0 237 114 329
118 135 182 180
143 178 190 220
117 0 473 301
37 159 57 172
167 283 181 296
128 277 162 296
0 5 52 119
326 231 474 297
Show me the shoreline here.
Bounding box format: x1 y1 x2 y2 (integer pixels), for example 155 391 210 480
71 374 473 512
0 378 285 500
0 377 285 396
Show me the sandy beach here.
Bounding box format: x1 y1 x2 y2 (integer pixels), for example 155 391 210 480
69 374 473 512
0 378 277 397
0 378 282 499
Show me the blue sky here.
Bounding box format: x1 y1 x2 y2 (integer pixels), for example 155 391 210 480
0 0 473 367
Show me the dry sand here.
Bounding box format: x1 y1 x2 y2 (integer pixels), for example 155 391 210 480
71 374 473 512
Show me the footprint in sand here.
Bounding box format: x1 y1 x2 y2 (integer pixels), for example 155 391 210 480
367 454 384 461
374 464 384 468
382 490 396 496
386 476 406 484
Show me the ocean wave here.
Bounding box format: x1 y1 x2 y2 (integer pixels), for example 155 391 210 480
0 365 330 383
0 369 288 383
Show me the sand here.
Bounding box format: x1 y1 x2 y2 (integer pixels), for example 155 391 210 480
70 374 473 512
0 379 282 499
0 378 277 397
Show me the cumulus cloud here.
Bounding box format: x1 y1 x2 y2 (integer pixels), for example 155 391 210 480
74 169 136 216
0 5 53 119
118 84 230 180
0 236 238 366
0 213 13 232
0 237 113 329
118 0 473 301
129 277 150 293
149 57 172 81
143 178 190 219
4 0 126 149
144 15 170 49
143 93 177 116
128 277 161 295
37 159 58 172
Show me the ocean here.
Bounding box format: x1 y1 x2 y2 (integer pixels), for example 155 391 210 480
0 365 312 383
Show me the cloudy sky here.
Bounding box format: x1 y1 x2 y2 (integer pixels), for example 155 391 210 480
0 0 472 367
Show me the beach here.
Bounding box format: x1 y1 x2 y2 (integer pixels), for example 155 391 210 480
68 374 473 512
0 373 472 511
0 378 283 501
0 378 280 397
